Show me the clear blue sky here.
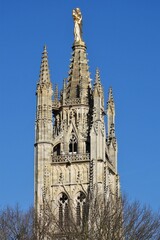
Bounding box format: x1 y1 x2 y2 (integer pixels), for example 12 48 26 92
0 0 160 210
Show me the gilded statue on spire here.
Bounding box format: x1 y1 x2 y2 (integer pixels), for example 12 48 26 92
72 8 83 43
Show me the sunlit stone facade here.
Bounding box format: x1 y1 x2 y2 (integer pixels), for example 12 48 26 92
34 9 120 225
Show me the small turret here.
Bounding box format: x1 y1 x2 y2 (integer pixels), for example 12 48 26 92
34 45 53 212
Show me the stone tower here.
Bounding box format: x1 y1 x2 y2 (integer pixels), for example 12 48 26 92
34 8 120 225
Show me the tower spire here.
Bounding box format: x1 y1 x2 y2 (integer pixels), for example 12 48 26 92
39 45 51 84
64 8 91 102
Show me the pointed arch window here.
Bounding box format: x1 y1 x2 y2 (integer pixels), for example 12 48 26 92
76 191 86 226
69 134 78 153
58 193 69 228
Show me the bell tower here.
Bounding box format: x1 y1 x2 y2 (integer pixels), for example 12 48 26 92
34 8 120 225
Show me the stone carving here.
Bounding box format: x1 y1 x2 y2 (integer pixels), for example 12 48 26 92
93 121 98 135
59 172 64 183
76 171 82 182
89 159 94 192
72 8 83 43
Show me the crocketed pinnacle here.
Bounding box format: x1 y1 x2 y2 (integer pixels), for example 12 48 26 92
39 45 51 84
54 84 58 101
95 68 101 84
107 87 115 110
108 87 114 101
93 68 103 97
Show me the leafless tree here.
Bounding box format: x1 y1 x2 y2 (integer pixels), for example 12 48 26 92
33 195 160 240
0 196 160 240
122 196 160 240
0 204 33 240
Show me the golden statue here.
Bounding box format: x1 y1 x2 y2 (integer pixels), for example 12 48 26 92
72 8 83 43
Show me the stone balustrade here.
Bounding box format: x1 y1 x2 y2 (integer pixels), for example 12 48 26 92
52 153 90 163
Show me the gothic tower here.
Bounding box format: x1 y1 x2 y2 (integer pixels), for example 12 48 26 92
34 8 120 225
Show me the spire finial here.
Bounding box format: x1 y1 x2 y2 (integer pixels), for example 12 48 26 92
39 45 51 84
43 44 47 52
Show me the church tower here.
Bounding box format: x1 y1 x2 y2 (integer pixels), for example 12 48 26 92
34 8 120 225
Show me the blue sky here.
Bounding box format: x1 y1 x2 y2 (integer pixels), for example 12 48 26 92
0 0 160 210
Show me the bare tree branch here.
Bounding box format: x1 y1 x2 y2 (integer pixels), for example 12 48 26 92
0 195 160 240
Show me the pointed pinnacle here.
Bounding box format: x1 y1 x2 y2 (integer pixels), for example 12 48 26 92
44 44 47 51
107 87 115 112
63 78 67 89
42 45 48 59
108 87 114 102
39 45 51 84
54 84 58 100
95 68 101 84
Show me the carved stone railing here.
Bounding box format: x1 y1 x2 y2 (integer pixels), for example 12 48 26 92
52 97 89 109
52 153 90 163
65 98 81 105
64 97 88 106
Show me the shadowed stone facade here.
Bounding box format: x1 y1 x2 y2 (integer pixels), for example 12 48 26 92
34 9 120 225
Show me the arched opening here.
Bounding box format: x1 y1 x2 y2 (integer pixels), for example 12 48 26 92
53 143 60 156
86 141 90 153
76 84 80 98
69 134 78 154
58 193 69 228
76 191 86 226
